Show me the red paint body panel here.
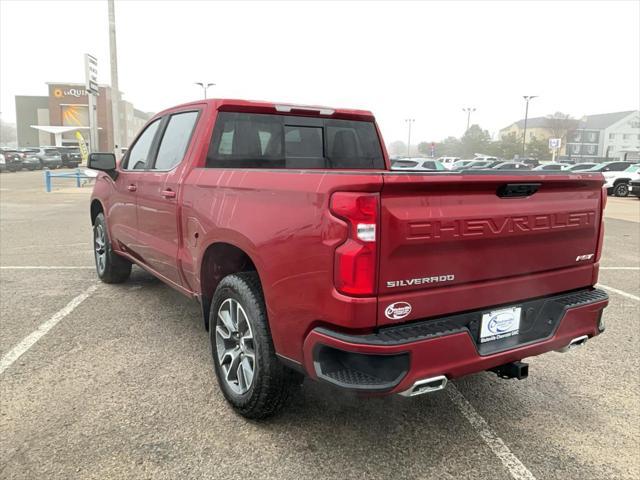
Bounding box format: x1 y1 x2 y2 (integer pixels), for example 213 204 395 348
91 98 608 391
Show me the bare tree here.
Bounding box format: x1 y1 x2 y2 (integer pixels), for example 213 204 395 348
545 112 579 144
0 120 17 146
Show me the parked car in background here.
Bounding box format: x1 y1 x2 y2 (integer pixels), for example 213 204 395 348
436 156 461 169
391 158 446 171
0 149 24 171
492 162 531 170
32 148 63 169
566 163 599 171
602 163 640 197
518 158 541 168
451 160 475 169
19 150 42 170
584 161 637 173
472 155 499 162
0 153 5 172
55 146 82 168
628 179 640 198
533 163 571 171
465 160 495 169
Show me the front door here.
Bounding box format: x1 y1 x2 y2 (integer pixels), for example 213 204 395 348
108 118 162 257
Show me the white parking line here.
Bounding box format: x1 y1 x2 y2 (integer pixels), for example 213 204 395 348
600 267 640 270
447 385 537 480
0 285 98 375
597 283 640 301
0 266 94 270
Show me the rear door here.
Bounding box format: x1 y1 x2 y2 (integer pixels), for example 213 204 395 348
377 172 604 326
135 110 200 287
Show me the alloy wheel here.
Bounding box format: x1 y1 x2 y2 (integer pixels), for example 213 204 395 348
615 183 629 197
94 224 107 274
215 298 256 395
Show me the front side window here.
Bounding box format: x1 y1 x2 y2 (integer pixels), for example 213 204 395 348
124 119 161 171
153 111 199 170
206 112 384 169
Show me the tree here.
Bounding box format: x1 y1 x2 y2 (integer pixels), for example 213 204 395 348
497 132 523 160
0 120 17 146
387 140 407 156
526 136 551 161
435 136 463 157
460 124 491 158
545 112 578 145
417 141 431 155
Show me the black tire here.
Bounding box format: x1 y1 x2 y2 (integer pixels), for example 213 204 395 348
93 212 132 283
209 272 300 419
613 182 629 197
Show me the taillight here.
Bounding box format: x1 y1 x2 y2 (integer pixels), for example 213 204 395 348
330 192 379 296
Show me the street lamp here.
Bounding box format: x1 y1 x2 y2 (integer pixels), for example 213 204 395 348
195 82 215 99
405 119 415 157
521 95 538 156
462 107 476 133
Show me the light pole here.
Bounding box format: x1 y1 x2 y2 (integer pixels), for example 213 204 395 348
521 95 537 156
195 82 215 99
108 0 121 156
405 118 414 157
462 107 476 133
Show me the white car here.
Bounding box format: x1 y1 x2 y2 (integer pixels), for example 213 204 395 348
533 163 571 171
436 157 461 170
391 158 447 171
602 164 640 197
472 155 498 162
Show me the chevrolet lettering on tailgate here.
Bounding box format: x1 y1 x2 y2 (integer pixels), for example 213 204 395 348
408 211 596 241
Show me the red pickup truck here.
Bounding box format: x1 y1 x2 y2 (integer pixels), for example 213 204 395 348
89 99 609 418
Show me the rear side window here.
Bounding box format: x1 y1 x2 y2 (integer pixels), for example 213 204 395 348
207 112 384 169
153 111 199 170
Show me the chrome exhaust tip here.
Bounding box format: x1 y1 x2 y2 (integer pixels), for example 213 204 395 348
556 334 589 353
399 375 448 397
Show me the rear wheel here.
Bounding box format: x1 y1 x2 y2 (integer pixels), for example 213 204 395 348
613 182 629 197
93 213 132 283
209 272 300 419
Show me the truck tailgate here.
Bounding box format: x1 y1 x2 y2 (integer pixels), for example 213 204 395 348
377 172 604 327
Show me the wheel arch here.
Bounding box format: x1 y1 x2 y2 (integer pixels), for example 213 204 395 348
199 242 260 330
613 177 631 185
90 199 104 225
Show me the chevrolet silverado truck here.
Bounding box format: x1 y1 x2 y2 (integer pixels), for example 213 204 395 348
88 99 609 418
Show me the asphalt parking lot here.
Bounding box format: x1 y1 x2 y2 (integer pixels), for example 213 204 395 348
1 170 639 480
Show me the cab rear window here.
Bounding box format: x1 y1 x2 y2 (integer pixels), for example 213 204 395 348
206 112 384 169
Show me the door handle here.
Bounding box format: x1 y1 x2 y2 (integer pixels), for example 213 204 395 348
161 189 176 199
127 184 137 192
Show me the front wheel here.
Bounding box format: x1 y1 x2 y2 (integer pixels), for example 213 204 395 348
209 272 300 419
93 213 132 283
613 182 629 197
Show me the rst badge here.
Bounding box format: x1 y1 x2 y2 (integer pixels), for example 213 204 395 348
385 302 412 320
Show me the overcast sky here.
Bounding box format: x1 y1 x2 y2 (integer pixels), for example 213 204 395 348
1 0 638 143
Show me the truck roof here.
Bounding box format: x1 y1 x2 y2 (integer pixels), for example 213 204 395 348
155 98 375 122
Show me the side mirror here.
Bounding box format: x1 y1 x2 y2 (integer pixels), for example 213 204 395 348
88 153 118 179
